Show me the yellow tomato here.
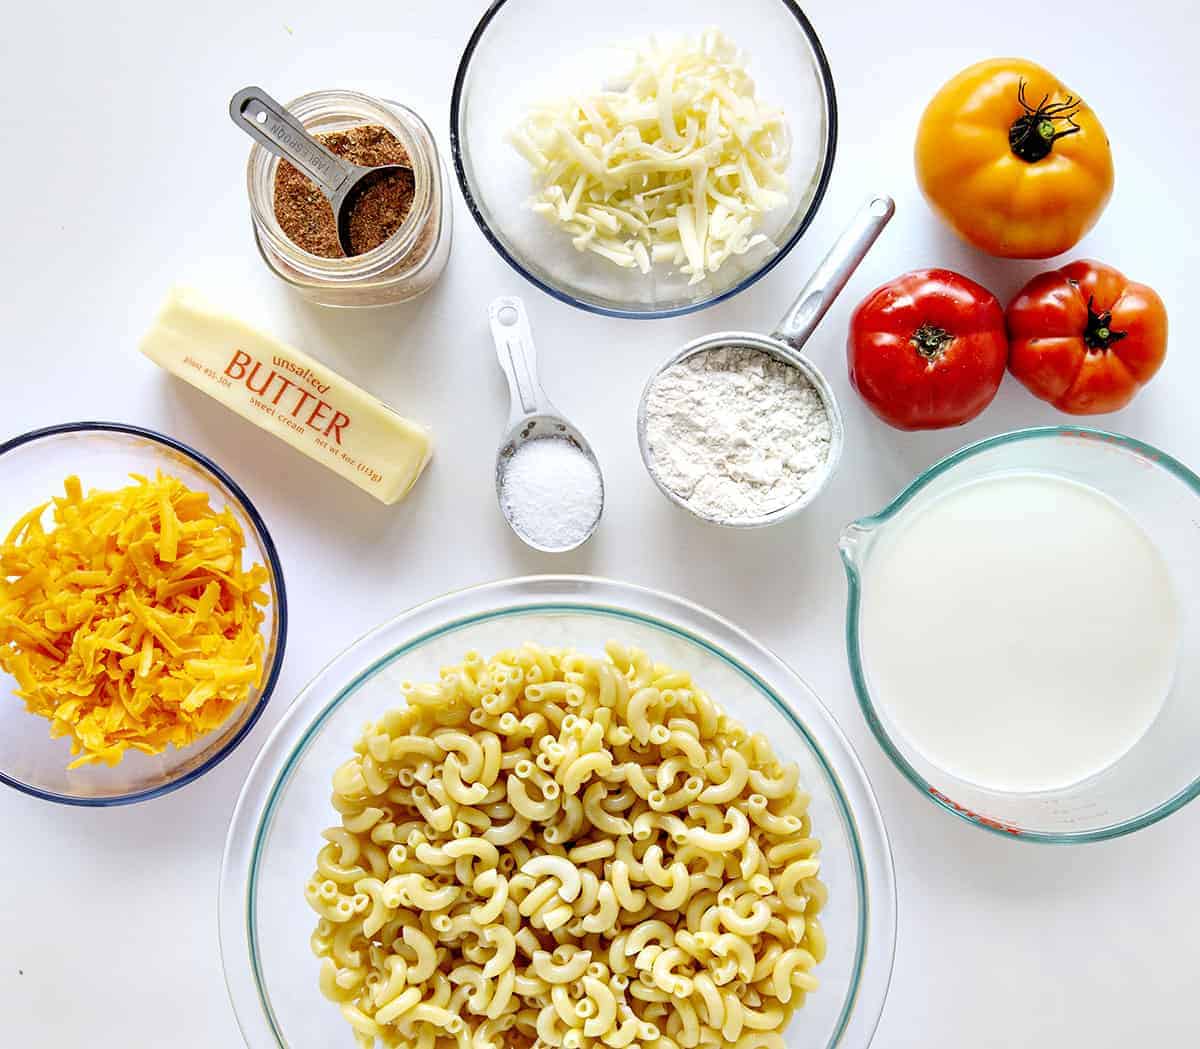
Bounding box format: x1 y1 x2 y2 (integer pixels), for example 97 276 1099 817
915 58 1114 258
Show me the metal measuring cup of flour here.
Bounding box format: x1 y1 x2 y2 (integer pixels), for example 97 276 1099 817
636 195 895 527
489 297 605 553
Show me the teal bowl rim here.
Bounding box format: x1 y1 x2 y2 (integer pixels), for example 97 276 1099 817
840 425 1200 844
219 576 896 1049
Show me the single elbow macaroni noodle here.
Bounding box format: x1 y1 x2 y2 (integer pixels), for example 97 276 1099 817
307 642 826 1049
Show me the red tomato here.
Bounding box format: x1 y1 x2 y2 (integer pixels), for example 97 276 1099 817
848 269 1008 430
1006 260 1168 415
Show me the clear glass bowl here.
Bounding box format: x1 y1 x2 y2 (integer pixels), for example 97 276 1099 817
220 576 895 1049
0 423 287 805
450 0 837 318
841 427 1200 843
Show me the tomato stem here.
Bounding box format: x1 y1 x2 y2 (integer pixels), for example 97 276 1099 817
910 323 954 359
1083 296 1128 351
1009 80 1083 163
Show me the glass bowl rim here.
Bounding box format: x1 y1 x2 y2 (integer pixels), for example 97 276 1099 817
219 574 896 1049
840 425 1200 844
0 420 289 807
448 0 840 320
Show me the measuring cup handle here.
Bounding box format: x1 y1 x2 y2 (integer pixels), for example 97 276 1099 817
489 297 555 427
771 195 895 353
229 86 354 203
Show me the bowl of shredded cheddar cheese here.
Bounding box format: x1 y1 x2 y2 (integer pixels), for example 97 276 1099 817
0 422 287 805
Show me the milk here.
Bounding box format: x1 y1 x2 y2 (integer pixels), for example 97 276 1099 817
860 473 1180 794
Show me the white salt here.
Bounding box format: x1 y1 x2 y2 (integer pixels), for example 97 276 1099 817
499 436 603 551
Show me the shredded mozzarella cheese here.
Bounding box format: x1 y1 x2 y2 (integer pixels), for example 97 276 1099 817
510 29 791 284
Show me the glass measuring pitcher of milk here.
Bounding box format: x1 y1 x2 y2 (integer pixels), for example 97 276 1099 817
840 426 1200 842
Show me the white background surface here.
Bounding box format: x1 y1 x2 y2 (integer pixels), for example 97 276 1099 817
2 1 1198 1045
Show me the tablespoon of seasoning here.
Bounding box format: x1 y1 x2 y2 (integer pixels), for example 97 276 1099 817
489 297 604 553
229 86 413 258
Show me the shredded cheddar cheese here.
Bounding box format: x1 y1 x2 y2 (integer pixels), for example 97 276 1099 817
0 473 271 768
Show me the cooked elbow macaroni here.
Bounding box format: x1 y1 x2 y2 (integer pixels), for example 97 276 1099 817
306 642 826 1049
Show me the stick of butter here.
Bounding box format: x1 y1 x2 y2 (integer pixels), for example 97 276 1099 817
140 286 432 505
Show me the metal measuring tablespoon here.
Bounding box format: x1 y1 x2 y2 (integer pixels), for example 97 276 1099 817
489 297 604 553
637 195 896 527
229 86 413 258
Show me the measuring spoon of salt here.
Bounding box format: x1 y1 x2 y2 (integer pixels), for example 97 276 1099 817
489 297 604 553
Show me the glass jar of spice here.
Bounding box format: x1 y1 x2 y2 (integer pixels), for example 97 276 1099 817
245 89 451 308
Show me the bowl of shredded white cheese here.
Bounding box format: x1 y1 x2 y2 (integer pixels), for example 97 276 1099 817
451 1 837 318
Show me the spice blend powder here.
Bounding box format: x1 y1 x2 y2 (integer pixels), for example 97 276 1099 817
272 124 415 258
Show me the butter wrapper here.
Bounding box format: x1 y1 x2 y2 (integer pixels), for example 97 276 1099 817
140 286 431 504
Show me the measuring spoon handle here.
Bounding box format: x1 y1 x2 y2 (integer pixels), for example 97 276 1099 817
229 86 356 203
489 297 557 428
772 195 895 353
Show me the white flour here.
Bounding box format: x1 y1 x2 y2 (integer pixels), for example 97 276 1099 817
643 347 832 521
500 436 603 550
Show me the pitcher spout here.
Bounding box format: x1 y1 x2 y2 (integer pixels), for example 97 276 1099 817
838 521 875 568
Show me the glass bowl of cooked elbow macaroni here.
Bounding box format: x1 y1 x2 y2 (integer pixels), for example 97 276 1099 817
220 576 895 1049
